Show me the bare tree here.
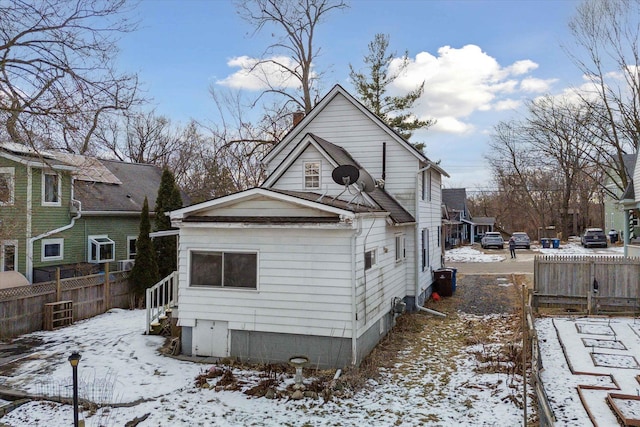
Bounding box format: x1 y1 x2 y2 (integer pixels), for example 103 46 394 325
235 0 348 113
0 0 141 152
487 95 604 238
566 0 640 190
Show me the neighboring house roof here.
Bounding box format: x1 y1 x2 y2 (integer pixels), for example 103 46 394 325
442 188 468 214
264 133 415 224
0 142 75 171
262 84 448 178
470 216 495 226
74 159 163 213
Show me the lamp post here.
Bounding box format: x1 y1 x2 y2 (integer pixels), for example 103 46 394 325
68 351 81 427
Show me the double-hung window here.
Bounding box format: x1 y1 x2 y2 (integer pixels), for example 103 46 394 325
88 235 115 263
304 161 320 189
42 171 61 206
422 228 429 271
42 238 64 262
190 251 257 289
0 167 14 206
127 236 137 260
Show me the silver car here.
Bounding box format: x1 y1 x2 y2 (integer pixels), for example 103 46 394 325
481 232 504 249
511 232 531 249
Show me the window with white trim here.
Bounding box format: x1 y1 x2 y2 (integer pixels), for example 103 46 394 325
437 226 441 247
127 236 137 260
0 167 15 206
1 240 17 271
365 248 377 270
422 170 432 201
190 251 257 289
88 235 115 263
395 234 406 262
42 238 64 261
42 171 61 206
304 161 321 189
422 228 429 271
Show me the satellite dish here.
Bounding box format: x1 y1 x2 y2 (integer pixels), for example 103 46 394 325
357 169 376 193
332 165 359 186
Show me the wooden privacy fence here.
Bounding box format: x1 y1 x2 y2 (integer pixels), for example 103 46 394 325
533 255 640 313
0 267 132 340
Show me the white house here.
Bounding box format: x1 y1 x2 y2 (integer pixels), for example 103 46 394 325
621 152 640 256
169 85 448 368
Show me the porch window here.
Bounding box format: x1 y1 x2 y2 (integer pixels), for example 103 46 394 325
1 240 17 271
42 171 61 206
365 248 377 270
42 238 64 261
395 234 405 262
304 161 321 189
190 251 257 289
88 235 115 263
0 167 14 206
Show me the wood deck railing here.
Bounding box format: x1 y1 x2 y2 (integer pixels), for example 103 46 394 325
145 272 178 334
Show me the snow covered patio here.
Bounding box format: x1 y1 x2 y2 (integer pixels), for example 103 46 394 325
537 316 640 426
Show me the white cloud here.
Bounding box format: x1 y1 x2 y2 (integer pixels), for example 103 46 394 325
520 77 557 93
217 55 304 90
385 44 544 134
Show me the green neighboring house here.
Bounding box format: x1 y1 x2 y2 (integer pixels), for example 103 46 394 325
0 142 164 283
604 153 636 237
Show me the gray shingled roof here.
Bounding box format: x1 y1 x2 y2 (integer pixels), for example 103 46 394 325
442 188 468 212
74 160 163 212
303 134 415 224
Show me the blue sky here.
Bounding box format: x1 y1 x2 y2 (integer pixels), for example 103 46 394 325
117 0 584 190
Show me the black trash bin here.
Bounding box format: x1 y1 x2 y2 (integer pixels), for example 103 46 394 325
434 268 453 297
609 230 619 244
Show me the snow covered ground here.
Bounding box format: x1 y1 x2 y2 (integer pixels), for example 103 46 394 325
0 240 630 426
1 309 531 426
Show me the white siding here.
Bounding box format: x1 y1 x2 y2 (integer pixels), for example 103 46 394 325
194 196 335 218
267 93 420 215
178 226 355 337
635 154 640 204
354 217 409 336
416 169 444 295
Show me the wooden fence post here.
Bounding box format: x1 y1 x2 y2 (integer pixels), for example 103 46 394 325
56 267 61 301
104 262 111 311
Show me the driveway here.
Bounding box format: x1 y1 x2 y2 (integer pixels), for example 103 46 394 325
446 248 535 275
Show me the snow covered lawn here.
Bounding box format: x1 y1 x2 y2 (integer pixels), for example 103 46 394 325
0 308 533 426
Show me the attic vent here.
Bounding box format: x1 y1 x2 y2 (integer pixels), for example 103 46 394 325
126 194 131 198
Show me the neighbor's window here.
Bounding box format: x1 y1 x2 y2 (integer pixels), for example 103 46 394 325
395 234 405 262
422 228 429 271
42 171 61 206
0 167 15 206
127 236 137 260
304 161 320 189
1 241 17 271
88 235 115 263
365 248 377 270
190 251 257 289
42 238 64 261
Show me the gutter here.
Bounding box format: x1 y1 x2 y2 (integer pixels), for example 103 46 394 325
414 165 446 318
26 179 82 283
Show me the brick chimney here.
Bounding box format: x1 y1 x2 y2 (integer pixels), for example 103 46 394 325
292 111 305 127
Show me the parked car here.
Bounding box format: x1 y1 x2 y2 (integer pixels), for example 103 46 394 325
581 228 608 248
511 232 531 249
481 232 504 249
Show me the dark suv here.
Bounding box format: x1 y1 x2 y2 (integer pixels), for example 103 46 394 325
581 228 608 248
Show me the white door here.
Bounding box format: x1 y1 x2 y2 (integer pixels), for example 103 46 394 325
193 320 229 357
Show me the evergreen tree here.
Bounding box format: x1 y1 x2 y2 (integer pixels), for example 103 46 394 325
130 197 159 305
154 168 183 278
349 33 435 145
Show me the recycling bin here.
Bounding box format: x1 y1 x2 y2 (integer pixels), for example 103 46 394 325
541 238 551 248
552 238 560 249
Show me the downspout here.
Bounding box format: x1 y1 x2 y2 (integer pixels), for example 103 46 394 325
350 217 363 365
26 176 82 283
415 164 446 318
